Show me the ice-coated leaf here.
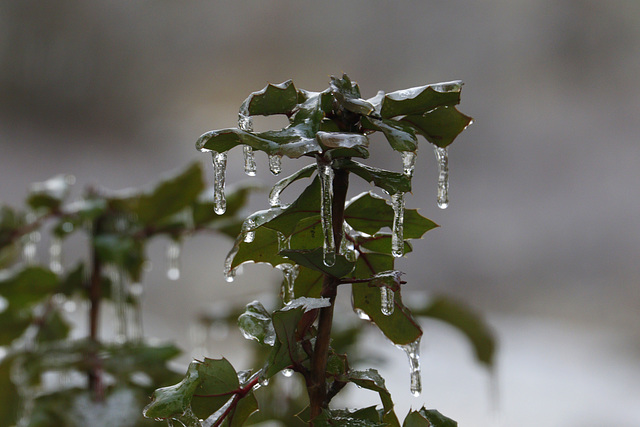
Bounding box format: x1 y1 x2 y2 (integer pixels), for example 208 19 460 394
361 117 418 153
197 128 321 158
348 369 400 426
377 81 463 119
268 163 316 207
241 79 299 116
401 106 472 148
403 407 457 427
280 247 355 279
0 266 58 309
344 192 438 238
413 296 496 368
143 361 203 419
263 177 320 236
336 160 411 195
237 301 276 346
307 407 387 427
316 131 369 150
229 226 289 270
356 233 413 255
190 358 241 419
27 174 74 212
226 390 258 427
350 254 422 346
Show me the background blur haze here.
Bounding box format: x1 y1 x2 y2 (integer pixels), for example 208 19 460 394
2 2 639 426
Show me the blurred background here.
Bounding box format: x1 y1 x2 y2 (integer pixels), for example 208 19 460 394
1 1 639 425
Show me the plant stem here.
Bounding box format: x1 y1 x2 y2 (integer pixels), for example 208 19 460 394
308 167 349 421
88 219 104 401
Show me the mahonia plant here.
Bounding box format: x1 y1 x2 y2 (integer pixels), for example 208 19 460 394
0 163 252 426
144 75 494 426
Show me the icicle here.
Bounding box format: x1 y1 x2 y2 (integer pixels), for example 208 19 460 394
318 161 336 267
106 264 128 343
22 229 40 265
391 192 405 258
401 151 417 178
166 241 181 281
380 286 395 316
129 283 144 341
49 236 63 274
223 250 237 283
242 218 255 243
398 337 422 397
277 263 299 304
268 154 282 175
238 113 257 176
434 146 449 209
211 151 228 214
339 225 357 262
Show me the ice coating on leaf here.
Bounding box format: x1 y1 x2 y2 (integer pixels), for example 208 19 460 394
268 163 316 207
49 236 63 274
430 80 464 93
354 308 371 321
380 286 394 316
318 161 336 267
211 152 228 214
268 154 282 175
434 146 449 209
401 151 417 178
391 192 405 257
398 337 422 397
282 368 294 377
277 231 290 252
339 227 357 262
238 113 257 176
277 263 299 304
172 407 202 427
242 218 256 243
166 241 181 281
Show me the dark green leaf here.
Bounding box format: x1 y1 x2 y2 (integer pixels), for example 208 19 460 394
93 235 145 281
0 266 58 308
280 248 355 279
403 408 457 427
241 80 299 116
413 296 496 368
268 164 316 207
361 117 418 152
35 308 71 343
336 161 411 195
378 81 463 119
227 391 259 427
293 266 323 299
401 106 472 148
0 309 32 346
230 226 289 270
191 358 241 419
356 233 412 255
311 408 386 426
264 177 320 236
350 254 422 345
348 369 399 426
143 360 202 420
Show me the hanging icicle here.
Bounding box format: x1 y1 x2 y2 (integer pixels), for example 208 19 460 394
238 113 257 176
391 192 405 258
434 146 449 209
317 160 336 267
211 151 228 214
380 286 395 316
401 151 417 178
166 241 181 281
277 263 299 304
268 154 282 175
398 337 422 397
223 249 237 283
242 218 256 243
49 236 63 274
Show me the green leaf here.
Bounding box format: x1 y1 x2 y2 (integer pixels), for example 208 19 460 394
93 235 145 281
0 309 32 346
311 408 386 427
293 266 323 299
336 161 411 195
143 361 203 420
241 80 299 116
191 358 241 419
0 205 25 251
355 233 412 255
230 226 289 270
237 301 276 346
348 369 399 426
0 266 58 308
280 248 355 279
27 174 74 212
361 117 418 152
263 177 320 236
35 308 71 343
403 408 457 427
350 254 422 345
413 296 496 368
377 81 463 119
227 391 259 427
110 162 205 224
268 163 317 207
401 106 472 148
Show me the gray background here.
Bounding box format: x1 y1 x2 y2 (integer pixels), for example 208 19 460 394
2 1 639 425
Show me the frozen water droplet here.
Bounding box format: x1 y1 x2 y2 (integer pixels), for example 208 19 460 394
211 151 228 214
268 154 282 175
434 146 449 209
380 286 394 316
166 241 181 281
401 151 417 178
260 377 270 387
277 263 299 304
318 161 336 267
282 368 294 378
242 218 255 243
223 249 237 283
49 236 64 274
398 337 422 397
354 308 371 321
391 192 405 258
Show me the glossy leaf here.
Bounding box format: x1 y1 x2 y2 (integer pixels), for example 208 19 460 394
230 227 289 270
401 106 472 148
280 248 355 279
361 117 418 152
355 233 412 255
336 160 411 195
413 296 496 368
264 177 320 236
377 81 463 119
241 80 299 116
293 266 323 299
403 408 457 427
348 369 399 427
191 358 241 419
